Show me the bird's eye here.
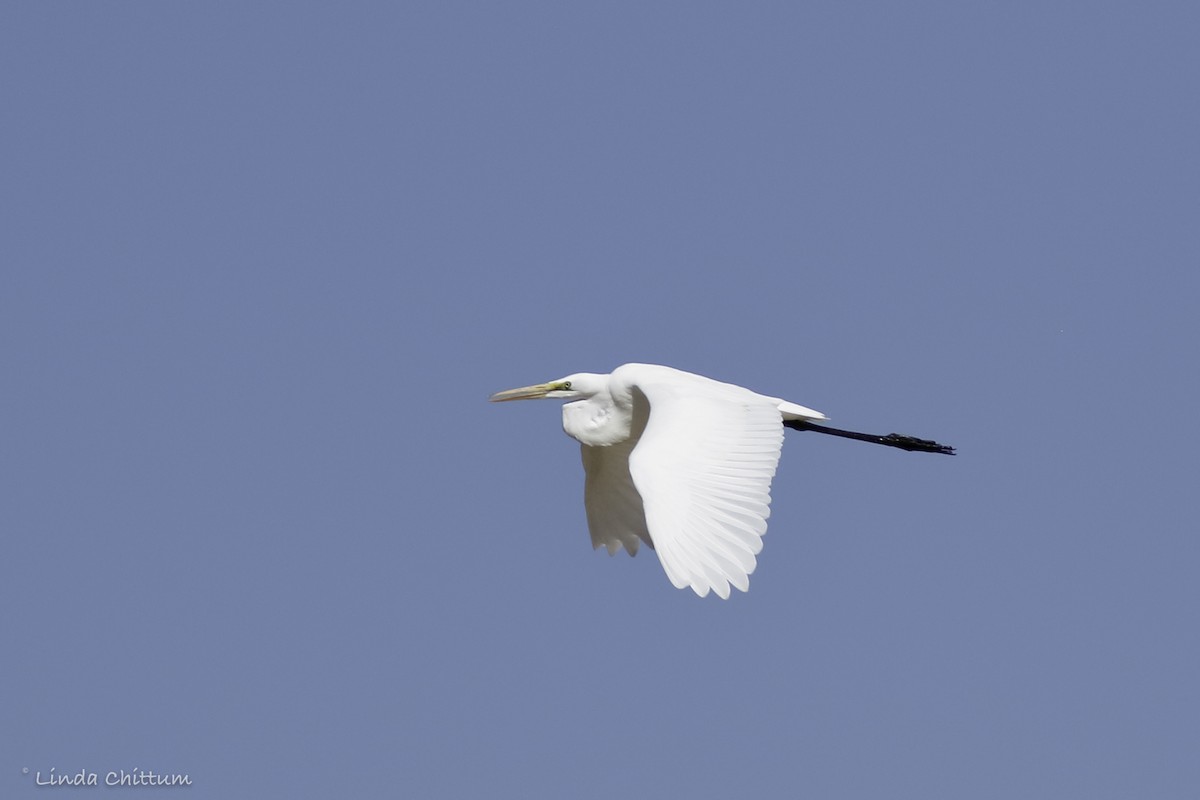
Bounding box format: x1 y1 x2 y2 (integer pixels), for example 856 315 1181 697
562 381 572 389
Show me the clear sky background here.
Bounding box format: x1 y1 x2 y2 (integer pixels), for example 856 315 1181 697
3 3 1198 798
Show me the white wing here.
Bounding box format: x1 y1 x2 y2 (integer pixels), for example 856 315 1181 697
622 367 785 599
580 438 652 556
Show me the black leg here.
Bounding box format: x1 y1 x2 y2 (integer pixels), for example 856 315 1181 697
784 419 956 455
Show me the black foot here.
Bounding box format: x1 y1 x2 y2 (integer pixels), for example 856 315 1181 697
878 433 956 455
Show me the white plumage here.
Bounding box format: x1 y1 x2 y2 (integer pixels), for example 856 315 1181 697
491 363 827 599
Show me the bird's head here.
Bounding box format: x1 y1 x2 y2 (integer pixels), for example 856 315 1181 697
489 373 606 402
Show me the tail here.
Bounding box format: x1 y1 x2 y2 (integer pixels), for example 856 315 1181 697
777 400 828 422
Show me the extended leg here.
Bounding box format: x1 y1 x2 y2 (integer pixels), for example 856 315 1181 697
784 419 956 455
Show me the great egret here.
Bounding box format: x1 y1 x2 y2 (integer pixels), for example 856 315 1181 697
491 363 954 599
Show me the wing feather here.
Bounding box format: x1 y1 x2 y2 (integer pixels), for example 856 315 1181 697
623 368 785 599
580 438 652 556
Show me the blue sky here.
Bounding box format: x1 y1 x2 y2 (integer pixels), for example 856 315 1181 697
3 2 1198 797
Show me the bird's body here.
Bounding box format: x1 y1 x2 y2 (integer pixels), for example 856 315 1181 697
491 363 953 599
555 365 826 598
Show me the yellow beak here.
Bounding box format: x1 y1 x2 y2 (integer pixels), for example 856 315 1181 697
489 382 562 402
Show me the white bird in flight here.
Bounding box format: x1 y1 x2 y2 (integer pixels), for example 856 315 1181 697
491 363 954 599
